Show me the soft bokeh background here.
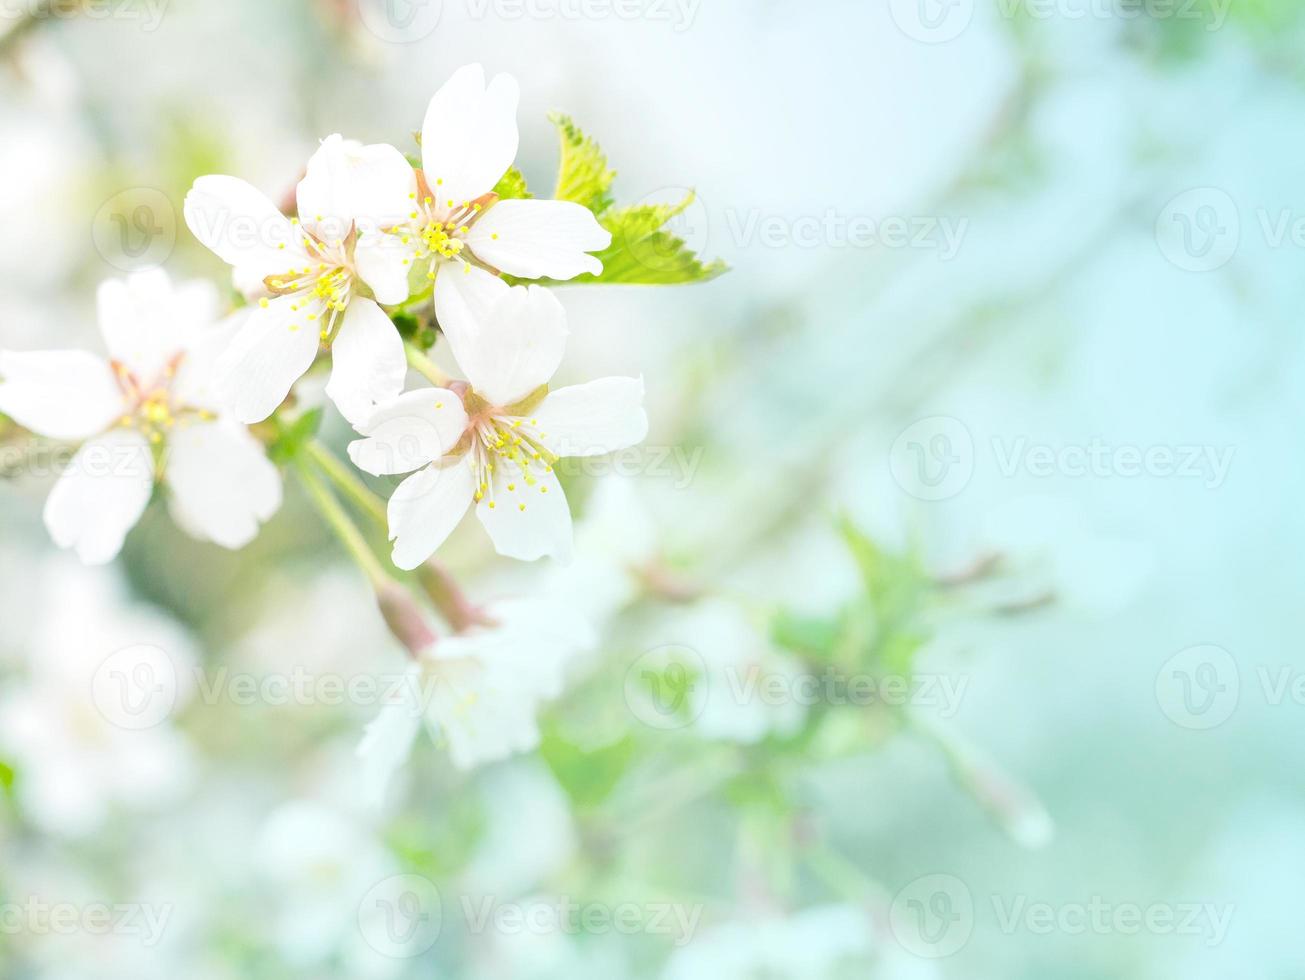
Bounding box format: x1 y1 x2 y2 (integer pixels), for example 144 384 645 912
2 0 1303 977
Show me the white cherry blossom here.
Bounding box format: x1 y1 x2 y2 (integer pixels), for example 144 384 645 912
184 134 414 425
357 597 595 783
0 269 282 564
348 281 648 568
358 63 612 347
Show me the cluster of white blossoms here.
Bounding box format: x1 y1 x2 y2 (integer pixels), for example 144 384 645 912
0 63 659 775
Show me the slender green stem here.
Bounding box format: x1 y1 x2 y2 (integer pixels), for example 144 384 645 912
295 460 389 589
305 440 387 526
405 341 451 387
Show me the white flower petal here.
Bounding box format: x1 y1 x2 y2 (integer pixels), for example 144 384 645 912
421 64 520 208
97 270 222 383
295 134 358 243
388 456 477 570
349 388 469 476
0 350 124 441
297 135 416 245
215 294 323 424
43 429 154 565
432 262 508 354
446 284 568 407
171 309 249 413
165 421 282 549
530 377 648 457
324 298 408 428
465 199 611 280
356 674 423 807
356 232 419 306
476 457 573 563
184 175 310 281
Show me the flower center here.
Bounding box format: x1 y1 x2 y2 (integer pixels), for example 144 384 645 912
396 183 499 282
466 411 558 513
264 222 357 344
111 357 212 444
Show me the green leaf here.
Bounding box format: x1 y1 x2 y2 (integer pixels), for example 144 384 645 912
540 732 636 809
771 611 841 660
549 112 615 215
267 408 324 464
837 516 932 670
560 193 728 286
493 166 532 201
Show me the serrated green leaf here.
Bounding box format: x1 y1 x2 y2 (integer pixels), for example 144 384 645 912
492 166 532 201
549 112 615 215
541 193 728 286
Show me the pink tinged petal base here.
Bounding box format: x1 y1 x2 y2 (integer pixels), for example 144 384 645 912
214 294 323 424
464 199 611 281
421 64 521 210
0 350 124 441
43 429 155 565
349 388 469 477
165 421 283 550
324 298 408 428
529 377 648 457
388 456 478 571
